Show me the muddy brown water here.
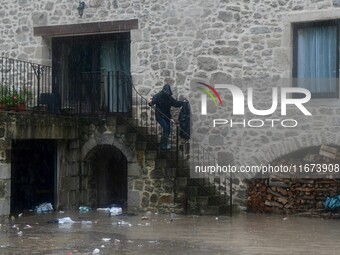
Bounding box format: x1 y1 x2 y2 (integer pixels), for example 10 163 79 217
0 211 340 254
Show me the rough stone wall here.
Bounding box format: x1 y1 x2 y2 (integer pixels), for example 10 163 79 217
0 121 10 218
0 113 80 216
80 117 179 213
58 139 81 210
1 0 340 208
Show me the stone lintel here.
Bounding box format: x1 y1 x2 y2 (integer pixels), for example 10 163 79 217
34 19 139 37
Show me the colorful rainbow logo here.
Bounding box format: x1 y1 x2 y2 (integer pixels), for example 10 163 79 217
197 82 222 106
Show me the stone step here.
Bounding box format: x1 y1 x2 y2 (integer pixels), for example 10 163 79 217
175 177 187 187
137 134 159 143
186 204 220 216
174 191 186 203
149 168 165 179
187 178 209 186
135 141 147 150
208 195 229 206
116 125 128 134
125 132 137 143
166 158 189 168
186 203 200 215
186 185 217 199
197 186 217 196
117 117 158 137
176 167 190 177
145 150 158 160
187 186 199 200
105 116 117 126
115 116 228 216
197 196 209 206
118 117 139 126
155 159 167 168
165 168 177 179
203 206 220 215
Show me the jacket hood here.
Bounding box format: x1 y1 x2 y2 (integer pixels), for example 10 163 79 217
162 84 173 96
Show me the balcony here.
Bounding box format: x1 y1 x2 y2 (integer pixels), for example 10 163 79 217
0 57 132 115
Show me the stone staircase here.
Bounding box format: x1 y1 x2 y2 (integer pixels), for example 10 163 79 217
116 115 230 215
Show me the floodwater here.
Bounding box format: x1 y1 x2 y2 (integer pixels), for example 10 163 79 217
1 211 340 255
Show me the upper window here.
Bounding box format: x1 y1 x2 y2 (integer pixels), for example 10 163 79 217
293 21 339 98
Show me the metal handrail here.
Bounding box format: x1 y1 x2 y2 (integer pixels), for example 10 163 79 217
115 71 232 215
0 55 232 215
0 57 52 112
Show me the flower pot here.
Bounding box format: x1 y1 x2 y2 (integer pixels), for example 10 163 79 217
16 103 26 112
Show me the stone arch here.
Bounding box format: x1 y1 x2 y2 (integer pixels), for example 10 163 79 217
247 131 340 168
82 144 128 208
80 134 142 210
81 134 135 163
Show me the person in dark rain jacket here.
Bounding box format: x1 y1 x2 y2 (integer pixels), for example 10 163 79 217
148 84 184 150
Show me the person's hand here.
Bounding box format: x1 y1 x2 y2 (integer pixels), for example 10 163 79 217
147 98 152 106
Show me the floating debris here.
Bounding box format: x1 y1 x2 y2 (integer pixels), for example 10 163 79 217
92 248 100 254
79 206 91 212
35 203 53 213
114 220 131 227
97 207 122 216
24 225 32 229
57 217 75 224
137 222 150 227
148 240 159 244
81 221 92 224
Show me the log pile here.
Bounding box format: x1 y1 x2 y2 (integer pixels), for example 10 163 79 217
248 145 340 215
247 178 340 214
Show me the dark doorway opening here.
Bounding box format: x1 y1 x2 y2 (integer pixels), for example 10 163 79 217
11 140 56 214
52 33 132 114
86 145 127 208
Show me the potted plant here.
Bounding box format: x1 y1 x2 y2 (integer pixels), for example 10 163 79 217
0 85 10 111
0 84 32 112
0 95 6 110
15 90 26 111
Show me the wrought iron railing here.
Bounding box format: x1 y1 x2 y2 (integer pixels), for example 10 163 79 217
55 70 132 115
116 71 233 215
0 57 232 214
0 58 132 115
0 57 52 112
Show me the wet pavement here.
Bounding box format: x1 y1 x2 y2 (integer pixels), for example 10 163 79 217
1 211 340 254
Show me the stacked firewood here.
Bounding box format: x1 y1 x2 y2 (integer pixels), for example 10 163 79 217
247 145 340 214
248 178 340 214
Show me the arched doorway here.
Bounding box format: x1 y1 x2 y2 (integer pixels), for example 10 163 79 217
85 145 127 208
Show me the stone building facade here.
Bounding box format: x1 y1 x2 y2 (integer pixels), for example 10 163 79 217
0 0 340 215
